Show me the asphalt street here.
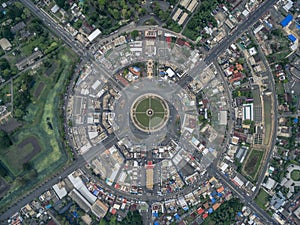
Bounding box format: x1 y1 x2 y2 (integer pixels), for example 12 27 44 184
0 0 279 223
204 0 278 64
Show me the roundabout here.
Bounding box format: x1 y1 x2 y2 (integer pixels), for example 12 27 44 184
69 28 227 198
130 94 169 133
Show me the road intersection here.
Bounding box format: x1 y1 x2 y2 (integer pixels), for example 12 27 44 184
1 0 279 224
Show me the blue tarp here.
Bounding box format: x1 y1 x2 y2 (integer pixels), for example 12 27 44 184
288 34 297 42
294 118 298 123
281 14 293 27
45 204 52 209
238 212 243 217
174 214 180 220
154 222 160 225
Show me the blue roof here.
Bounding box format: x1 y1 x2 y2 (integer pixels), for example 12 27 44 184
154 222 160 225
238 212 243 217
293 118 298 123
208 208 214 214
174 214 180 220
281 14 293 27
153 212 159 218
288 34 297 42
211 198 216 204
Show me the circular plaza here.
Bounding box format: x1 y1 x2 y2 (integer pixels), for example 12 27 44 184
130 94 169 133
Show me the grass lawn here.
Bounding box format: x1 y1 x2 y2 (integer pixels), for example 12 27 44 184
244 149 264 179
149 113 164 127
135 113 149 127
150 97 165 112
1 136 41 175
276 82 285 96
291 170 300 181
255 188 270 210
135 98 150 112
263 95 272 145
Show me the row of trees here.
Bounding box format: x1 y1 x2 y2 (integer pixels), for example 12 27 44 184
99 211 143 225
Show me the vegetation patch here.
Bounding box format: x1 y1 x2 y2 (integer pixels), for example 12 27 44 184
291 170 300 181
255 188 270 210
202 198 243 225
243 149 264 180
33 82 45 98
1 136 41 175
263 95 272 145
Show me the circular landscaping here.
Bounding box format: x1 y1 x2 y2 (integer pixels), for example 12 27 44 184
130 94 169 133
291 169 300 181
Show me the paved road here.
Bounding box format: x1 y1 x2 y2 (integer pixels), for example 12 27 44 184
250 32 278 198
204 0 277 64
1 0 279 223
0 134 118 222
207 165 278 224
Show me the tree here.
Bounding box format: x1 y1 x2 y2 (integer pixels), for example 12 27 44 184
0 130 12 148
98 0 107 10
130 30 139 39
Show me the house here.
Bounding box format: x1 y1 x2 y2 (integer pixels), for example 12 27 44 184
0 38 12 51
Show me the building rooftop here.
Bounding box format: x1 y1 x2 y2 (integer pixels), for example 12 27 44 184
0 38 12 51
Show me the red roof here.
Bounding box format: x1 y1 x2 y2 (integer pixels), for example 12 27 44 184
111 208 117 215
166 36 171 43
203 213 208 219
197 208 204 215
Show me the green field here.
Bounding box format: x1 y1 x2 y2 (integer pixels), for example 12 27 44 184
135 113 150 127
132 95 167 129
291 170 300 181
263 95 272 145
244 149 264 179
150 97 165 112
135 98 150 112
255 188 270 210
0 136 41 175
0 47 78 211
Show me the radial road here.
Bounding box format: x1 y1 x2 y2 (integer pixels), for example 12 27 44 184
1 0 279 223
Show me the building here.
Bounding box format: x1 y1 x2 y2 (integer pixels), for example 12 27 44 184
0 38 12 51
91 200 109 218
288 34 296 43
145 30 157 38
280 14 293 27
11 21 26 34
218 111 227 125
146 168 154 190
69 189 91 212
263 177 276 190
88 29 101 42
51 4 60 14
242 103 254 121
15 50 43 70
52 182 67 199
